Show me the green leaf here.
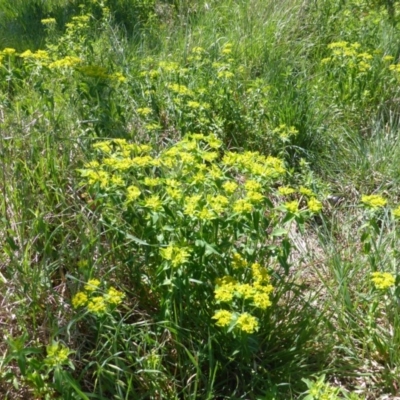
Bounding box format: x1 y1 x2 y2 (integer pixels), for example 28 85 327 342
271 227 288 237
195 240 221 256
125 233 150 246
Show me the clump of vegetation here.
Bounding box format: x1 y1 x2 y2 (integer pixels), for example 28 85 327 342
2 0 400 398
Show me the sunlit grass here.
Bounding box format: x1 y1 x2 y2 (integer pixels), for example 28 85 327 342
1 0 400 398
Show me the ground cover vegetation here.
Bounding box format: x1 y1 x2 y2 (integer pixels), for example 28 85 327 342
2 0 400 398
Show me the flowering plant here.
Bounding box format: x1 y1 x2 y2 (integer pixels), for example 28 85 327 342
78 133 323 339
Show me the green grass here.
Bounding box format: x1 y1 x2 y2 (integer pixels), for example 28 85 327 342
1 0 400 398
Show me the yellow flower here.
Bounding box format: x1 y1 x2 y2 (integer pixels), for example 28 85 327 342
192 171 206 184
166 187 183 201
358 61 371 72
392 206 400 219
112 72 126 82
244 180 262 192
41 18 57 25
84 161 100 169
188 101 201 109
144 195 163 212
110 175 124 186
19 50 34 58
144 177 161 187
49 56 82 68
284 201 299 213
93 141 112 153
32 50 50 60
233 199 253 213
208 195 229 214
201 151 219 162
232 253 247 269
383 55 395 62
307 198 322 213
160 245 173 261
371 272 395 290
278 186 295 196
84 169 110 188
168 83 193 96
192 46 205 54
145 123 161 131
253 292 272 310
223 180 238 194
106 287 125 305
45 343 70 367
361 194 387 209
172 248 191 266
236 313 259 334
184 195 202 216
299 187 314 197
215 275 237 286
212 310 233 327
2 48 16 55
137 144 152 154
131 156 153 168
222 152 239 166
206 135 223 149
136 107 152 116
214 285 235 302
214 279 236 302
208 165 223 179
246 191 264 203
218 70 234 79
126 186 141 202
251 263 271 285
327 41 348 49
72 291 88 308
160 244 191 267
85 279 101 292
199 207 215 220
235 283 254 299
87 296 107 314
165 178 181 188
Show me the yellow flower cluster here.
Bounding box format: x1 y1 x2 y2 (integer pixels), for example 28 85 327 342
213 262 273 333
160 244 191 267
285 201 299 214
278 186 295 195
232 253 248 269
168 83 194 96
41 18 57 25
45 342 71 367
222 150 286 178
72 278 125 315
361 194 387 209
212 310 233 327
389 63 400 73
299 186 315 197
308 198 323 213
212 310 259 334
78 133 306 336
236 313 259 333
392 205 400 219
79 134 290 223
2 48 16 56
49 56 82 69
323 41 374 73
272 124 298 141
371 272 395 290
212 310 260 334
